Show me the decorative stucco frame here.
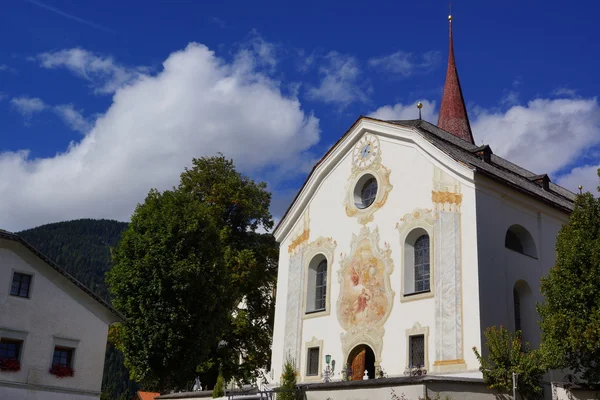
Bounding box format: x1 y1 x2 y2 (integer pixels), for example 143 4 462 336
405 322 430 371
396 208 436 302
302 237 337 320
303 336 324 382
337 226 395 367
344 133 393 225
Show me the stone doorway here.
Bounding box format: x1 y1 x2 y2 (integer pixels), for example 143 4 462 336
347 344 375 380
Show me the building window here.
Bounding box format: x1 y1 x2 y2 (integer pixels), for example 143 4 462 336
52 347 74 367
315 260 327 310
306 347 320 376
505 225 537 258
409 335 425 368
0 339 22 360
414 235 430 293
513 288 521 332
306 255 328 314
11 272 32 298
360 178 378 209
403 228 432 298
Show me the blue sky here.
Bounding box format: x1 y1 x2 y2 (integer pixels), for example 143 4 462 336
2 0 600 231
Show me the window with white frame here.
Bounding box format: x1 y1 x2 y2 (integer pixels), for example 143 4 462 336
306 255 328 314
403 228 431 296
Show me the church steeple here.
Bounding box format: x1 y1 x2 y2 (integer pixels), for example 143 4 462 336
437 15 474 144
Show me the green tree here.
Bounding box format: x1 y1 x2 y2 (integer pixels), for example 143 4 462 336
473 326 546 399
107 155 275 392
213 372 225 398
277 356 298 400
538 178 600 383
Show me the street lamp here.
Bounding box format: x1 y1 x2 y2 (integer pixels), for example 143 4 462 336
322 355 335 382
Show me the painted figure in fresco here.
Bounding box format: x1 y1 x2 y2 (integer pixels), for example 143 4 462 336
353 288 371 315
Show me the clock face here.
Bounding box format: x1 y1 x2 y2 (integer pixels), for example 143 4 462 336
352 134 380 168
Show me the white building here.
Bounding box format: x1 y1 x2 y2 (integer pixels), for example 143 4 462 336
0 230 123 399
270 16 575 389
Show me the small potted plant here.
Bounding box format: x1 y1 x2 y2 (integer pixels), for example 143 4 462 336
49 364 75 378
0 358 21 372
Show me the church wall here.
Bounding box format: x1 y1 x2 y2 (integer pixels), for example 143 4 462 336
271 122 485 383
474 174 568 351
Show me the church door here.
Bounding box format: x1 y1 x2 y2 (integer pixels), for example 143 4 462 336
350 348 366 381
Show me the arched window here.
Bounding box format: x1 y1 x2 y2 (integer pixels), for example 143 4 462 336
315 260 327 311
513 288 521 332
505 225 537 258
403 228 432 296
306 255 328 313
414 235 430 293
513 280 535 345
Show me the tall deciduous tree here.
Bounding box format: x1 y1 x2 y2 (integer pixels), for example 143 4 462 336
538 171 600 383
107 155 275 392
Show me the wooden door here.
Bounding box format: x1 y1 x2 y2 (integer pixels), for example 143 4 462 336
350 348 366 381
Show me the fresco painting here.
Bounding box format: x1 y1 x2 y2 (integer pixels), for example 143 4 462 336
339 237 389 327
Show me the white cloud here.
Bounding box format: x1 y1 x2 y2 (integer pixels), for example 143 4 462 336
368 100 437 123
54 104 92 133
1 42 320 232
0 64 17 73
472 98 600 175
556 165 599 194
306 52 368 108
552 87 577 98
10 96 46 118
370 97 600 190
369 51 441 77
37 48 146 94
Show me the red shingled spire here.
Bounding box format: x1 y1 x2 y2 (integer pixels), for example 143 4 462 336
437 15 474 144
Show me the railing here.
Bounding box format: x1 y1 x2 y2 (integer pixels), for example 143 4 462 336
227 387 306 400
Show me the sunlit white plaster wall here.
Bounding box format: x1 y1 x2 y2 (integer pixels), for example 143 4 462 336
0 239 119 399
271 120 484 382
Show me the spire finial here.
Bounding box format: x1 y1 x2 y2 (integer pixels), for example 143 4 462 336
417 101 423 120
578 185 583 194
437 9 475 143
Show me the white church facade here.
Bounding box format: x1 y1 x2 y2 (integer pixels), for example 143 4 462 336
269 16 575 388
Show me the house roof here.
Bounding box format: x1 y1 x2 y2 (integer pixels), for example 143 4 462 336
0 229 124 322
274 116 575 239
136 391 161 400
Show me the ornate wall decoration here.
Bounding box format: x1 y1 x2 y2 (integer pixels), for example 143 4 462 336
431 167 466 372
344 133 393 225
405 322 430 371
396 208 437 302
303 336 324 381
288 208 311 255
283 208 311 367
432 166 463 212
336 226 395 365
302 236 337 319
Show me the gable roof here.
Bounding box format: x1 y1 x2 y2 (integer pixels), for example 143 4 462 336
274 116 575 240
0 229 124 322
136 391 161 400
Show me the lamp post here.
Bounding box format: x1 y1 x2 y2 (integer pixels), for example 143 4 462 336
322 354 335 382
512 372 518 400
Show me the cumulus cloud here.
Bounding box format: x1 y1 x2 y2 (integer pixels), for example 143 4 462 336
556 165 600 194
1 42 320 231
369 51 441 77
10 96 46 118
37 48 147 94
472 98 600 175
369 100 437 123
306 52 369 108
369 97 600 188
54 104 92 133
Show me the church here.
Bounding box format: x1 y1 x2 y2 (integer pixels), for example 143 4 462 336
269 14 575 393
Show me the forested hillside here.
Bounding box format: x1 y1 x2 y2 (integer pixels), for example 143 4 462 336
18 219 138 400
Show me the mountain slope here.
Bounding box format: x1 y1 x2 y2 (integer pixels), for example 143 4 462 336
18 218 137 400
